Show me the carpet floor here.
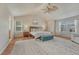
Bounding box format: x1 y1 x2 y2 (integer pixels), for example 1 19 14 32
11 37 79 55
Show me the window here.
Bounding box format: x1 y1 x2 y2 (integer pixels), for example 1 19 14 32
15 21 23 32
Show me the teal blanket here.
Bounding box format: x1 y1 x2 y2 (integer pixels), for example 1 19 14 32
40 35 54 41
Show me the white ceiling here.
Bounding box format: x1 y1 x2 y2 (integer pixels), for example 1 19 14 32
7 3 44 16
48 3 79 20
1 3 79 20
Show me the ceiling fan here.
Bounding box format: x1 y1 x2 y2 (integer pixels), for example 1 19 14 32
42 3 58 13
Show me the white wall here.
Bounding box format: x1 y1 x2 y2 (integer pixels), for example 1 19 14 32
55 15 79 37
0 4 10 54
14 13 56 35
76 20 79 33
14 14 46 33
47 20 55 33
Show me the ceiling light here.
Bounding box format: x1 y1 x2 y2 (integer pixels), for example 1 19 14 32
42 3 58 13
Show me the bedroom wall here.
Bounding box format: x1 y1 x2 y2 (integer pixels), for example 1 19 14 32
9 16 15 39
0 4 10 54
76 20 79 33
55 15 79 37
14 15 34 32
47 20 55 34
14 13 57 35
14 14 47 32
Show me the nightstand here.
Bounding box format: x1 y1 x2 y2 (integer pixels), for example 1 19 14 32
23 32 34 38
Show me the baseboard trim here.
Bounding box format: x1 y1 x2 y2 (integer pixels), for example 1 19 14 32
55 34 71 40
0 40 9 54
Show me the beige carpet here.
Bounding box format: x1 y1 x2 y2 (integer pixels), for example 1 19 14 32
11 37 79 55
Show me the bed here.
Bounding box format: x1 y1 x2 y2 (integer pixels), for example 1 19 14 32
29 25 54 41
30 31 54 41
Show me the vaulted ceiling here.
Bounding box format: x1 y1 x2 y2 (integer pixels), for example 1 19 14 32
1 3 79 20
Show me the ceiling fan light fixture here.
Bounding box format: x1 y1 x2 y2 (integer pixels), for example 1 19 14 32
42 3 58 13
